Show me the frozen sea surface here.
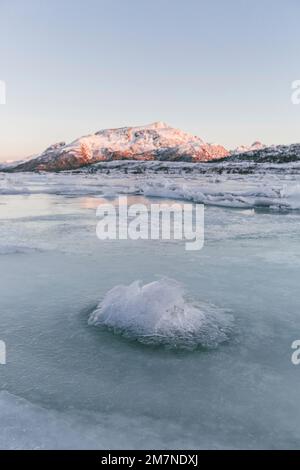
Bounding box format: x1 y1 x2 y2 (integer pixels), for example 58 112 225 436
0 169 300 449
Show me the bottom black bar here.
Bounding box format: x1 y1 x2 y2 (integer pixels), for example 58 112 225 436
0 450 298 465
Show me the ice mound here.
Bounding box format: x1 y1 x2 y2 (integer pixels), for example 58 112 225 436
139 179 300 211
88 279 234 350
279 184 300 210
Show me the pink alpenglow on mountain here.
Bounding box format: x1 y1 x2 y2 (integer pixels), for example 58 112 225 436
14 122 229 171
232 141 266 154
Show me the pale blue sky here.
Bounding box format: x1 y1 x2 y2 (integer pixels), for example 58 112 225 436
0 0 300 160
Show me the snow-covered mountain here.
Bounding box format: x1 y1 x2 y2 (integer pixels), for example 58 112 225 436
232 141 266 154
12 122 229 172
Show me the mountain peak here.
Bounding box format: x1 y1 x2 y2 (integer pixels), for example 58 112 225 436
145 121 169 129
95 121 170 135
232 141 266 154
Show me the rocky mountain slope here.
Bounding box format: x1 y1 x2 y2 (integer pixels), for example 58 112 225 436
227 143 300 163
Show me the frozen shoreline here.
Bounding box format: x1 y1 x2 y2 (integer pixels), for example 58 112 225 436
1 167 300 210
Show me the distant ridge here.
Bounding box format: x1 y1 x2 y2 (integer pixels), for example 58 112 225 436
227 143 300 163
